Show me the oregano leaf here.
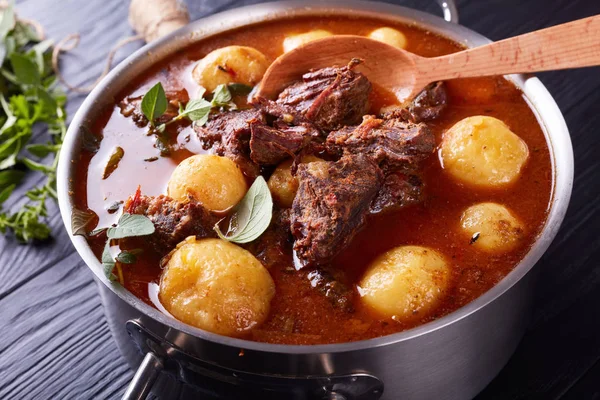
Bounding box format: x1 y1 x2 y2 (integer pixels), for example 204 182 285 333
116 250 137 264
140 82 167 125
106 213 155 239
9 52 40 85
211 84 232 107
214 176 273 244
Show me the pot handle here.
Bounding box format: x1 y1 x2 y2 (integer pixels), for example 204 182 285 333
436 0 459 24
122 352 164 400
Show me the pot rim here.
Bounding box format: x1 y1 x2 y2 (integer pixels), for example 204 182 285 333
57 0 573 355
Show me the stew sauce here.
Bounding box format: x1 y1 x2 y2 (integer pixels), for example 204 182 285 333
73 16 552 344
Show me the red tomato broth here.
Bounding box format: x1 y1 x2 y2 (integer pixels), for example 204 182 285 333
72 16 552 345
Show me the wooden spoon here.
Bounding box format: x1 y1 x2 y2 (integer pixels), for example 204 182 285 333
257 15 600 103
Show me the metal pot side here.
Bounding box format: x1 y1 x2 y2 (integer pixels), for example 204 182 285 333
57 2 573 399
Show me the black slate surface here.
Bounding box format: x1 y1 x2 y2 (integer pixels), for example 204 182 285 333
1 0 599 399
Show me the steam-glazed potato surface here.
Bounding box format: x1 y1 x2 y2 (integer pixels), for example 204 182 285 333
359 246 451 321
282 29 333 52
191 45 270 92
267 156 323 208
159 237 275 336
368 27 407 49
167 154 247 212
440 116 530 188
460 203 525 253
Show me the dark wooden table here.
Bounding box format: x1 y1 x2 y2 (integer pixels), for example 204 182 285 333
1 0 599 399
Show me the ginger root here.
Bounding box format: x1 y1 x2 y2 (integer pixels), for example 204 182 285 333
129 0 189 42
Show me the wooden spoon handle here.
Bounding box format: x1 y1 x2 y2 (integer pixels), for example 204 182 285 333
418 15 600 83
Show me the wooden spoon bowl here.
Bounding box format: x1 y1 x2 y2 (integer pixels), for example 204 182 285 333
257 15 600 103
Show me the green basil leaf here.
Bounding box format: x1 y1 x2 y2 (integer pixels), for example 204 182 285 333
0 133 26 164
214 176 273 244
0 152 17 169
36 87 57 114
71 207 99 237
22 157 53 173
0 183 15 204
181 98 212 122
9 52 40 85
116 250 137 264
227 83 253 96
102 242 117 280
9 95 31 121
0 93 16 135
27 143 59 158
211 84 232 107
106 213 155 239
140 82 167 124
30 39 53 75
0 169 24 187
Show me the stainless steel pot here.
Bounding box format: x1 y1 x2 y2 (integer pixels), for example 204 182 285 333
57 1 574 399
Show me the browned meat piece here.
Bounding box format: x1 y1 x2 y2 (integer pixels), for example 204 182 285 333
327 115 435 172
291 154 383 267
306 268 355 312
276 59 372 131
118 89 190 128
243 208 293 269
370 172 423 214
383 82 448 123
194 109 265 178
249 122 307 165
125 192 217 255
250 95 309 127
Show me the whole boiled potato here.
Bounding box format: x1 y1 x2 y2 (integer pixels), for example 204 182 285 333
282 30 333 53
440 116 529 188
359 246 450 321
368 27 407 49
267 155 323 207
167 154 247 212
159 237 275 337
460 202 524 252
192 46 270 92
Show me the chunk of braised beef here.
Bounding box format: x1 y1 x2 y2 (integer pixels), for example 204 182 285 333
194 109 265 178
250 95 308 127
383 82 447 123
291 154 383 267
125 193 217 256
306 268 355 313
276 59 372 131
249 122 307 166
243 208 293 269
326 115 435 172
118 89 190 128
370 172 423 214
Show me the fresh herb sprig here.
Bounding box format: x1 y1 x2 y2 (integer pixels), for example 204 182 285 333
141 82 238 132
0 1 68 242
215 176 273 244
96 213 155 281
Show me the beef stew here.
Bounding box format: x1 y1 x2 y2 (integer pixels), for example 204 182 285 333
71 15 552 345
